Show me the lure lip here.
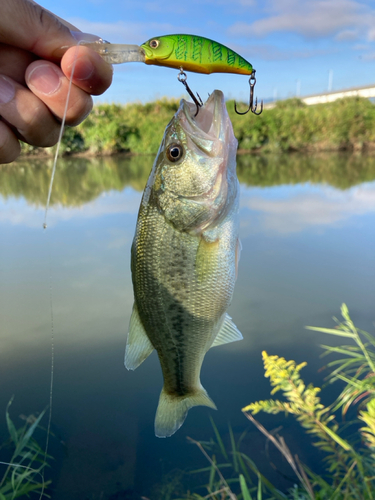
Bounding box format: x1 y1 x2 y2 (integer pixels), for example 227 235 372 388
87 43 146 64
55 42 146 64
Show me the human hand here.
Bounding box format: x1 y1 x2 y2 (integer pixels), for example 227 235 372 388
0 0 113 164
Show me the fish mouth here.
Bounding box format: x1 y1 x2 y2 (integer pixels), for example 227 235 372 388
183 90 227 142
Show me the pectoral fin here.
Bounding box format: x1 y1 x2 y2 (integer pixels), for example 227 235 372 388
125 304 154 370
211 313 243 348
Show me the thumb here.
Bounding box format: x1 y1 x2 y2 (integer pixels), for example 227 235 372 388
0 0 91 60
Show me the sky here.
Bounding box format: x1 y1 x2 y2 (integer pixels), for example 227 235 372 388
40 0 375 104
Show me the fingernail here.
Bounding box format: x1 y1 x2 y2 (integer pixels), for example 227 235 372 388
70 31 108 43
27 64 61 95
0 76 15 104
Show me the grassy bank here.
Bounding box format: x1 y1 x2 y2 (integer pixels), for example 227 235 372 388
20 96 375 157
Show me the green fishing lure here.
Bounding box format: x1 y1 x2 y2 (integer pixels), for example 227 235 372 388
141 34 253 75
79 34 261 115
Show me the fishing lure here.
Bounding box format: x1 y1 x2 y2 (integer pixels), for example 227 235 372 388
82 35 251 74
80 34 262 115
141 34 253 75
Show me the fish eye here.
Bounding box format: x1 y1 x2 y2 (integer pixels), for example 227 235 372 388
149 39 160 49
166 143 184 163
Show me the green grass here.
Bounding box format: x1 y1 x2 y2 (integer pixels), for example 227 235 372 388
0 398 51 499
173 305 375 500
20 96 375 157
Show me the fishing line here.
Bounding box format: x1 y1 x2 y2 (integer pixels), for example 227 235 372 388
43 41 83 229
0 41 83 500
40 228 55 499
40 41 82 497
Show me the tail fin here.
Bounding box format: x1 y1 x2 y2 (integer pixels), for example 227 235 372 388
155 386 217 438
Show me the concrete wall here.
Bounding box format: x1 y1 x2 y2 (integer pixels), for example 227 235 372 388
302 86 375 105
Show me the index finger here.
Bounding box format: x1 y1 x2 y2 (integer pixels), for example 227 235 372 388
0 0 95 61
61 46 113 96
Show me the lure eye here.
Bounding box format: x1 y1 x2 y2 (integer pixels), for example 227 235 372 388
149 39 160 49
166 143 184 163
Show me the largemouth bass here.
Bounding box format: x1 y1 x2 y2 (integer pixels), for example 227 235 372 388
125 90 242 438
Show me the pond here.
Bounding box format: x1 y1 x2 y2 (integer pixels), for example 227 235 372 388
0 152 374 499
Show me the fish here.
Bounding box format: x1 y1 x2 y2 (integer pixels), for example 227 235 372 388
125 89 242 438
141 34 253 75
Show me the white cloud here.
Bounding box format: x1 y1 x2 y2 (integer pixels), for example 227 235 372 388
335 29 360 41
228 0 375 40
353 43 370 50
240 183 375 233
107 228 133 249
361 52 375 60
0 189 142 229
237 43 334 61
66 18 177 44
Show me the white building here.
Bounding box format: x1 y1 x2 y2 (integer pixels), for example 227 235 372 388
302 85 375 105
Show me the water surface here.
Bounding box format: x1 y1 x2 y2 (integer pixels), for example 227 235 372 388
0 153 374 499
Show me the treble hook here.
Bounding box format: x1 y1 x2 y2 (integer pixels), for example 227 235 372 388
235 69 263 116
178 68 203 117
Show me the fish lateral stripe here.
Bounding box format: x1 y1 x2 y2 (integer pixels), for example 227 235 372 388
192 36 203 63
211 41 223 63
238 55 249 69
175 35 188 62
227 50 236 67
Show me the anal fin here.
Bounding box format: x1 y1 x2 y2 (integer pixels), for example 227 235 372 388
125 303 154 370
211 313 243 348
